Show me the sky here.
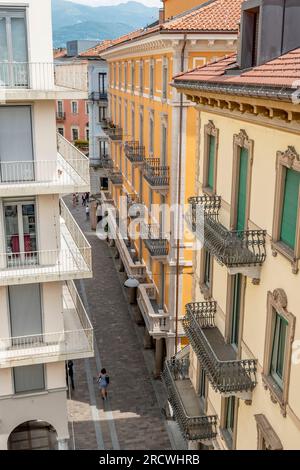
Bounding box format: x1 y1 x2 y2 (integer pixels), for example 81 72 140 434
65 0 161 7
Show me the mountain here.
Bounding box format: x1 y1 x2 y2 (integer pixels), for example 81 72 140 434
52 0 159 47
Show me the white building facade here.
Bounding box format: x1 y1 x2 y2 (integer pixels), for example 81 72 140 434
0 0 93 450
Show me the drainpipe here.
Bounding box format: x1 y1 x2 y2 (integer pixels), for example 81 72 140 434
174 34 187 356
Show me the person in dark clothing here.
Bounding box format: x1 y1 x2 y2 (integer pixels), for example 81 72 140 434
67 360 75 390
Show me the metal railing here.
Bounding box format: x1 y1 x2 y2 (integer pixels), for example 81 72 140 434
141 223 169 257
89 91 108 101
162 352 218 441
107 125 123 141
137 284 170 336
99 118 110 130
144 158 169 187
60 199 92 271
109 172 123 185
57 132 90 184
183 302 257 394
56 112 66 121
188 195 267 267
97 156 114 169
0 281 93 365
124 141 145 163
0 62 87 91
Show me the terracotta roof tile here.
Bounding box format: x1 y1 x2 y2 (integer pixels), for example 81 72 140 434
79 40 113 57
163 0 243 32
174 48 300 89
53 48 67 59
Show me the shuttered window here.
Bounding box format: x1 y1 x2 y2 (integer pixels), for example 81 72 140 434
230 274 242 348
207 135 215 190
270 313 287 390
203 250 211 288
280 168 300 250
236 147 248 231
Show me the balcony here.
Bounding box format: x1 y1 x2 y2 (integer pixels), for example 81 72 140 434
92 156 114 169
0 281 93 368
56 112 66 121
0 200 92 286
127 194 144 219
106 124 123 142
188 195 266 280
0 134 90 197
141 223 169 259
99 118 109 130
89 91 108 102
137 284 170 337
0 62 87 100
124 141 145 164
183 302 257 400
162 349 218 442
143 158 169 193
109 172 123 186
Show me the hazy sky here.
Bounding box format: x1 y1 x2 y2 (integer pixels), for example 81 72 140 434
65 0 161 7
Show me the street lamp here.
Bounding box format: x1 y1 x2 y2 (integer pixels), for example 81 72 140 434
124 276 140 304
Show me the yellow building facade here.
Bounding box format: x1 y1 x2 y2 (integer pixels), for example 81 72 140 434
100 0 242 378
168 0 300 450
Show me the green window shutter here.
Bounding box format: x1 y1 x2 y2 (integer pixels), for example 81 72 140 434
204 250 211 287
230 274 242 347
270 313 288 389
236 147 248 231
280 168 300 249
225 396 235 433
207 135 215 189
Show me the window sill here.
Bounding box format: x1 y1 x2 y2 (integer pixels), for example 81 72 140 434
271 240 299 274
262 373 286 416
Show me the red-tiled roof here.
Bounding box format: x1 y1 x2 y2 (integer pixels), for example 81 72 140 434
163 0 242 32
53 48 67 59
174 48 300 88
79 40 114 57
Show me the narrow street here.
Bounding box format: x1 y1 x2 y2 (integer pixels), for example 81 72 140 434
65 196 175 450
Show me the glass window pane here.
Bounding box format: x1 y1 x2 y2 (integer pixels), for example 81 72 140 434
0 17 8 61
236 147 248 231
14 365 44 394
280 168 300 249
11 17 27 62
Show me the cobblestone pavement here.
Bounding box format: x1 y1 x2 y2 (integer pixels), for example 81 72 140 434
66 197 172 450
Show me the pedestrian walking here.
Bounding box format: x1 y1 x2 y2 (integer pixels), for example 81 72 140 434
67 360 75 390
75 192 79 205
82 194 86 206
85 203 90 220
97 368 109 400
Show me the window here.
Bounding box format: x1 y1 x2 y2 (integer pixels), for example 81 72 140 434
230 274 243 348
149 116 154 154
131 107 135 140
9 284 42 342
124 101 128 136
118 63 121 89
0 9 28 87
98 72 106 94
203 250 211 288
139 109 143 146
99 140 108 158
86 128 89 141
203 121 218 194
139 60 143 94
231 130 253 230
222 396 236 449
272 146 300 272
161 124 167 165
119 100 122 127
255 414 283 450
58 127 64 136
149 60 154 98
0 106 34 182
124 63 127 90
199 248 213 299
162 59 168 100
57 101 63 114
131 62 135 93
262 289 296 416
14 365 45 394
71 101 78 114
72 128 79 141
113 63 116 88
198 367 207 411
86 102 89 114
99 106 106 122
4 200 37 265
240 6 260 69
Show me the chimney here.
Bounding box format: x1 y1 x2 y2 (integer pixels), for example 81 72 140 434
159 8 165 25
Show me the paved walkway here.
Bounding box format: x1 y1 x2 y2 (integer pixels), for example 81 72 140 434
66 197 174 450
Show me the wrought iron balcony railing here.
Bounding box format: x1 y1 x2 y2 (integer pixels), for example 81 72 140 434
188 195 266 269
162 351 218 441
97 156 114 169
141 223 169 258
56 112 66 121
183 302 257 397
109 172 123 185
124 141 145 163
99 118 109 130
89 91 108 101
143 158 169 189
107 125 123 141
